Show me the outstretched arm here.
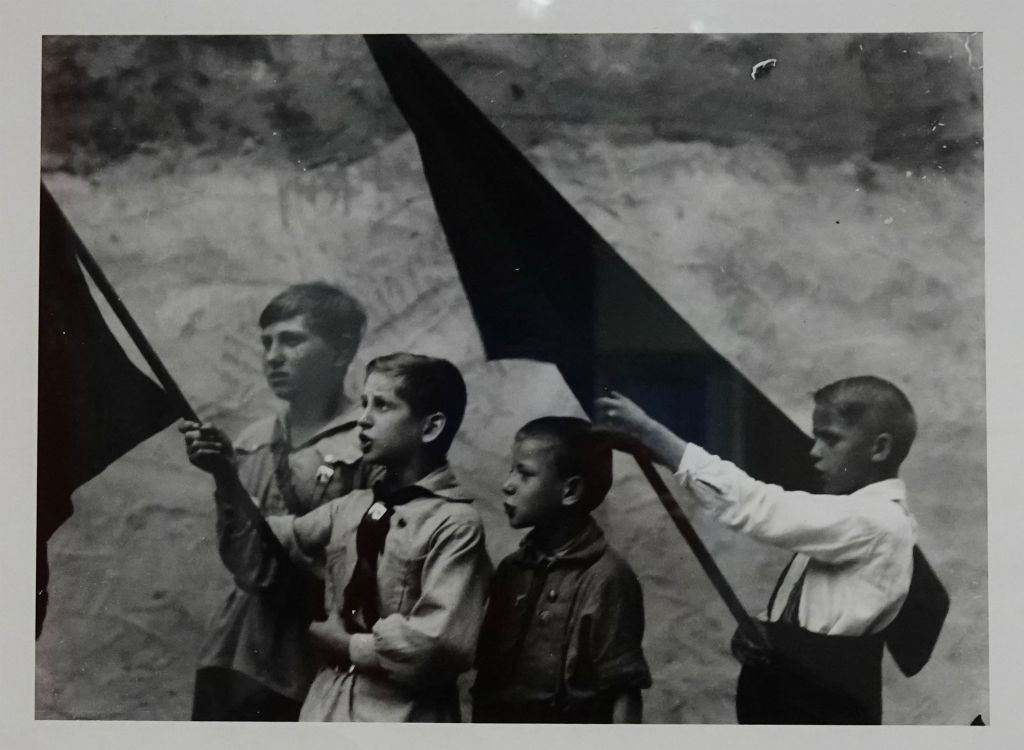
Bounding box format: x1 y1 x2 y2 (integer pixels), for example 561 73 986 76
594 392 689 469
592 398 906 564
179 419 300 593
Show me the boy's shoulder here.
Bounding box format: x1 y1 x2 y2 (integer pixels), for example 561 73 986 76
418 492 486 534
850 479 917 538
584 540 642 592
495 525 640 591
233 412 363 458
233 414 278 451
412 467 485 524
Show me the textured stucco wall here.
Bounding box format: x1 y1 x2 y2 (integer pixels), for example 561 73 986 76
37 125 984 721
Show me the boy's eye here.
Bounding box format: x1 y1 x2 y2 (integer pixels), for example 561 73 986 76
369 397 392 411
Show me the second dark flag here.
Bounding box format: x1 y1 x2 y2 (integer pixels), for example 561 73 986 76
364 34 818 493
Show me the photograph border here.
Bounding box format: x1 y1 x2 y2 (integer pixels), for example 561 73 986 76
3 1 1018 748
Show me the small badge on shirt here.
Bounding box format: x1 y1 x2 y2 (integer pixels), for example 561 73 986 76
368 501 389 521
316 455 339 485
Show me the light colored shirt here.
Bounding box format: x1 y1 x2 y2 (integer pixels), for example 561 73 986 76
269 464 492 722
675 444 916 636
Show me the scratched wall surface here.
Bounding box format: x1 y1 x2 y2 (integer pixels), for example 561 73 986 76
36 34 985 723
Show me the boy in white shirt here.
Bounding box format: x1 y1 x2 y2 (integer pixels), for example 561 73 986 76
596 375 918 724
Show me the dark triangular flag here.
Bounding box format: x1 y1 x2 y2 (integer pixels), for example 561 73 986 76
37 184 181 636
365 35 817 492
884 545 950 676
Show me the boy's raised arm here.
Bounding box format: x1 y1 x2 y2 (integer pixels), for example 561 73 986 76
677 444 909 563
180 419 303 593
594 392 689 469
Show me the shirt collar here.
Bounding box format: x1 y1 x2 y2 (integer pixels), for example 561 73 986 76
398 463 474 503
275 402 362 451
518 516 607 568
852 477 907 503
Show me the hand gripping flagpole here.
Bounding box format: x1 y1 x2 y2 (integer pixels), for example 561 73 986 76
606 434 770 651
51 187 293 567
633 456 768 648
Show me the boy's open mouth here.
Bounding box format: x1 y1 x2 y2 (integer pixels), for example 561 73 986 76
503 503 516 520
358 434 373 452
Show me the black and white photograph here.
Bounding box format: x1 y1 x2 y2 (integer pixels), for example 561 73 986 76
32 29 985 726
3 1 1017 746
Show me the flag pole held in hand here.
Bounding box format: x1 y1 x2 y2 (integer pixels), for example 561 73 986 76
42 184 292 567
601 431 770 650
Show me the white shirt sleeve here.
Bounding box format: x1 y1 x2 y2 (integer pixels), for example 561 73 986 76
674 444 902 565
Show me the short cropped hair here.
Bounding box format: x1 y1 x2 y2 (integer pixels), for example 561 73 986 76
515 416 613 514
365 353 467 455
258 282 366 360
813 375 917 469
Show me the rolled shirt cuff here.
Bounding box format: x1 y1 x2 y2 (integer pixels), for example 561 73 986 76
675 442 715 477
349 633 382 671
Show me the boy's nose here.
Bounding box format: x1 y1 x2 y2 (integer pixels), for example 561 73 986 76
264 342 285 365
357 408 372 428
501 480 515 496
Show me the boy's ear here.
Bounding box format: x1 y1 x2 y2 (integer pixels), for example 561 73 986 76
870 432 894 464
560 475 585 509
421 412 447 446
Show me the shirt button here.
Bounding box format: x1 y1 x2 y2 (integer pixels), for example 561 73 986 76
547 589 558 602
538 610 551 625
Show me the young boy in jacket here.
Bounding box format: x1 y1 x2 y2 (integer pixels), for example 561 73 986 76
473 417 651 723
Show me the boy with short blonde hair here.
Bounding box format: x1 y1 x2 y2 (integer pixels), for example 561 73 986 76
596 376 920 724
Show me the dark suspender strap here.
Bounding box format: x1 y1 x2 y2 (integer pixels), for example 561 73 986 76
779 564 809 626
766 553 798 620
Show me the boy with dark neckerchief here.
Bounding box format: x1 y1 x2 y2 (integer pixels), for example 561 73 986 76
265 353 491 721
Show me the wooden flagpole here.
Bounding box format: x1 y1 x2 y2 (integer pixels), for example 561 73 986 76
53 188 294 566
608 437 769 651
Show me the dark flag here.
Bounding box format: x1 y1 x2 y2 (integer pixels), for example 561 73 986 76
366 35 949 688
364 34 817 492
37 184 181 636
